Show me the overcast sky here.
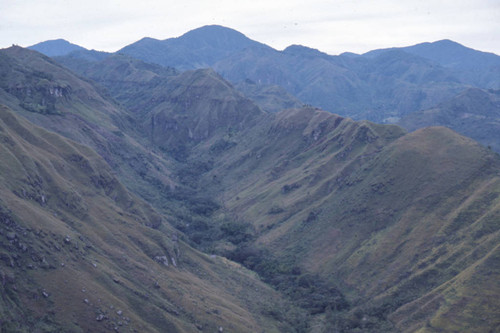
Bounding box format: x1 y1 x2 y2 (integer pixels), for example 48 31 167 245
1 0 499 55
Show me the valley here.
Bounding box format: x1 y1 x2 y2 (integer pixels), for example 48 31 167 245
1 26 499 332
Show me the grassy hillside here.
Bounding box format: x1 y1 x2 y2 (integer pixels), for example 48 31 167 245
0 105 303 332
185 107 500 331
0 46 183 223
3 45 499 332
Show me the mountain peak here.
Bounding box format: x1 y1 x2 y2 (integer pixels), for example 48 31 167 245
283 44 329 58
28 38 87 57
119 25 267 70
173 25 258 50
181 24 244 36
403 38 500 69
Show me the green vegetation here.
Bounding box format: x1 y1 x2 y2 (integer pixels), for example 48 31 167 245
1 44 499 332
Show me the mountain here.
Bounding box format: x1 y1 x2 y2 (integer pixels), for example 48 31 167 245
0 104 296 332
187 106 500 331
52 26 498 125
234 79 304 113
212 43 466 122
28 39 87 57
52 52 263 156
399 88 500 152
118 25 269 71
0 46 181 219
2 41 500 332
51 46 500 331
55 53 179 110
364 39 500 89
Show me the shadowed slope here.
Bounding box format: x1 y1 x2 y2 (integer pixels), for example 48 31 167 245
0 46 179 218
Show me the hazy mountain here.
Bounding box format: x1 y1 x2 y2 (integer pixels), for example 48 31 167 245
50 26 498 124
399 88 500 152
28 38 87 57
364 39 500 89
213 43 466 122
118 25 270 71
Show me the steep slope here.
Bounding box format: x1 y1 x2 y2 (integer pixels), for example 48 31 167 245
118 25 269 71
184 106 500 332
28 39 87 57
234 79 304 113
144 68 264 152
54 52 265 158
0 105 300 332
56 53 179 110
0 46 121 123
399 88 500 152
0 46 178 216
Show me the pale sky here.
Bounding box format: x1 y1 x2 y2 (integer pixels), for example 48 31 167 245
1 0 499 55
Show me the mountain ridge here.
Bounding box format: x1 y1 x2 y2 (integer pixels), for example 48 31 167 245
2 39 500 332
28 38 87 57
35 25 500 127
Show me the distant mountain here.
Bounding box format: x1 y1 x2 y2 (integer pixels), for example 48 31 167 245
399 88 500 152
364 39 500 89
47 26 498 125
28 38 87 57
213 43 466 122
365 39 500 71
118 25 270 71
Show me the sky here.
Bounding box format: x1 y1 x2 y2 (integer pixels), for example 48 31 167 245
1 0 499 56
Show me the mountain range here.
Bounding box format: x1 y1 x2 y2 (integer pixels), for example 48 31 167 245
31 25 500 153
0 26 498 332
